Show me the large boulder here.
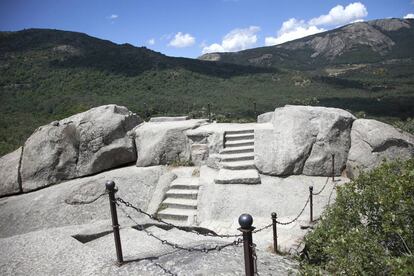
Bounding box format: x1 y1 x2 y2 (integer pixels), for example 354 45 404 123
255 105 355 176
0 147 22 196
21 105 141 192
257 111 274 123
135 119 207 167
346 119 414 178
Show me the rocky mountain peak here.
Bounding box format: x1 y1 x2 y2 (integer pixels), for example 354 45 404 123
198 18 414 68
368 18 412 32
282 20 396 59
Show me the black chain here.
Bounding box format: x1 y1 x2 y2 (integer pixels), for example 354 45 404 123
253 223 273 233
116 201 243 253
65 191 108 205
150 260 177 276
312 177 330 196
276 196 310 225
115 197 244 238
116 194 309 234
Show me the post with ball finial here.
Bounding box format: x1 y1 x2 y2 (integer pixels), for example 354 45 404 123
238 213 255 276
106 180 123 265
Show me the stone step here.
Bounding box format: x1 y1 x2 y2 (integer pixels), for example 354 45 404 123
170 178 199 190
166 189 198 199
225 139 254 148
220 152 254 162
220 145 254 155
157 208 197 221
161 198 198 209
225 129 254 135
225 133 254 141
221 160 256 170
215 169 261 184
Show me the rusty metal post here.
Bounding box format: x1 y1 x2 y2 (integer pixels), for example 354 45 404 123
208 103 211 122
271 212 278 253
106 180 123 265
331 153 335 182
309 186 313 223
238 214 255 276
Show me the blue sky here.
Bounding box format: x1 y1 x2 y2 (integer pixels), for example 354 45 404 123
1 0 413 58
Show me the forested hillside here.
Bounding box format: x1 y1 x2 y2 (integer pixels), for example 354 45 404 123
1 26 414 156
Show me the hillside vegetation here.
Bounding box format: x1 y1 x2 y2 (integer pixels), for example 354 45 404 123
301 159 414 275
1 23 414 156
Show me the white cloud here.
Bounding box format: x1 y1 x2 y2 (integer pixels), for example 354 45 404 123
265 2 367 46
265 22 324 46
168 32 195 48
351 19 364 23
107 14 119 20
147 38 155 45
202 26 260 54
404 13 414 19
308 2 368 26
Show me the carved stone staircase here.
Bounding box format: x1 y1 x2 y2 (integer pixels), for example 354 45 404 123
157 176 200 225
214 129 261 184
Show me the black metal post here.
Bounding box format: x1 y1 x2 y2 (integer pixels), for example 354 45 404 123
208 103 211 122
271 212 278 253
238 214 255 276
253 101 257 118
332 153 335 182
143 102 148 120
223 131 227 149
106 180 123 265
309 186 313 223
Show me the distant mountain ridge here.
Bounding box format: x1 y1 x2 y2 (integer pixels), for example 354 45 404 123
199 18 414 70
0 28 274 77
0 22 414 156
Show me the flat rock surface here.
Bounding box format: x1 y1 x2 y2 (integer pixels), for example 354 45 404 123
199 166 348 253
0 165 164 238
215 169 260 184
149 116 190 122
0 223 298 276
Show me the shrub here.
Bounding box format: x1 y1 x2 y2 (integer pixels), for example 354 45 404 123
393 117 414 135
301 159 414 275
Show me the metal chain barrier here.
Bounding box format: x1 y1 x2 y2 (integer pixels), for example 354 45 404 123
115 197 246 238
116 200 243 253
150 260 177 276
116 196 278 238
253 223 273 233
312 176 330 196
104 180 324 275
276 196 310 225
66 191 108 205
